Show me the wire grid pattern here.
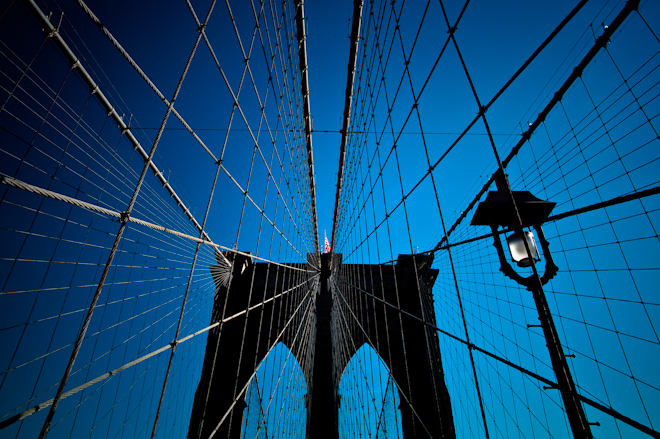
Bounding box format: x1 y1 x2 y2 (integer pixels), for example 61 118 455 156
332 0 660 438
241 343 309 439
0 0 317 437
337 345 402 439
332 265 390 439
1 0 660 438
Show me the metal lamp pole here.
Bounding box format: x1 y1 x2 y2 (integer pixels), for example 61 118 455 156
530 278 593 439
472 173 593 439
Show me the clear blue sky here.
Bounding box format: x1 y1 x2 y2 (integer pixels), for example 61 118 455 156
0 0 659 438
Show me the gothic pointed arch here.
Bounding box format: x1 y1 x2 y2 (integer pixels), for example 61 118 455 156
338 343 403 438
241 342 307 438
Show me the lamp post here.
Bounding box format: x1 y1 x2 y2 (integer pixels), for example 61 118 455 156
471 172 593 439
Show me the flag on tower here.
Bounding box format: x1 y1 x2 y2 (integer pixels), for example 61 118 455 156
324 231 331 254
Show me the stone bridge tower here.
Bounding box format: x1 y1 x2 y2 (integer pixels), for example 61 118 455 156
187 252 455 438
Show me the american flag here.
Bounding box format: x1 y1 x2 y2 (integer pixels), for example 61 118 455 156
324 232 331 254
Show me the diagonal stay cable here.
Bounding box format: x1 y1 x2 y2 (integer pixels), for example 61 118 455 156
432 0 641 252
31 0 204 433
186 0 318 254
148 3 220 431
335 275 660 438
72 0 218 163
207 285 315 438
431 185 660 252
0 272 318 431
330 275 434 438
0 174 308 272
334 0 595 258
332 285 393 436
20 0 211 243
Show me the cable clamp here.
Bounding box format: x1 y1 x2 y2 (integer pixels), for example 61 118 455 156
120 211 130 223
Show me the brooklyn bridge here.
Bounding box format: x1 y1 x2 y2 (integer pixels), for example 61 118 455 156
0 0 659 437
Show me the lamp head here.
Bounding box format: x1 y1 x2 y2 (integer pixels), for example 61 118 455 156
506 230 539 267
469 187 559 289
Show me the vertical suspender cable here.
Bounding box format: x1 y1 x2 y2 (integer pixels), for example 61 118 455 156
294 0 320 253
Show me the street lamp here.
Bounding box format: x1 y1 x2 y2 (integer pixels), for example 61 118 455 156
506 231 538 267
470 172 593 439
470 187 558 289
